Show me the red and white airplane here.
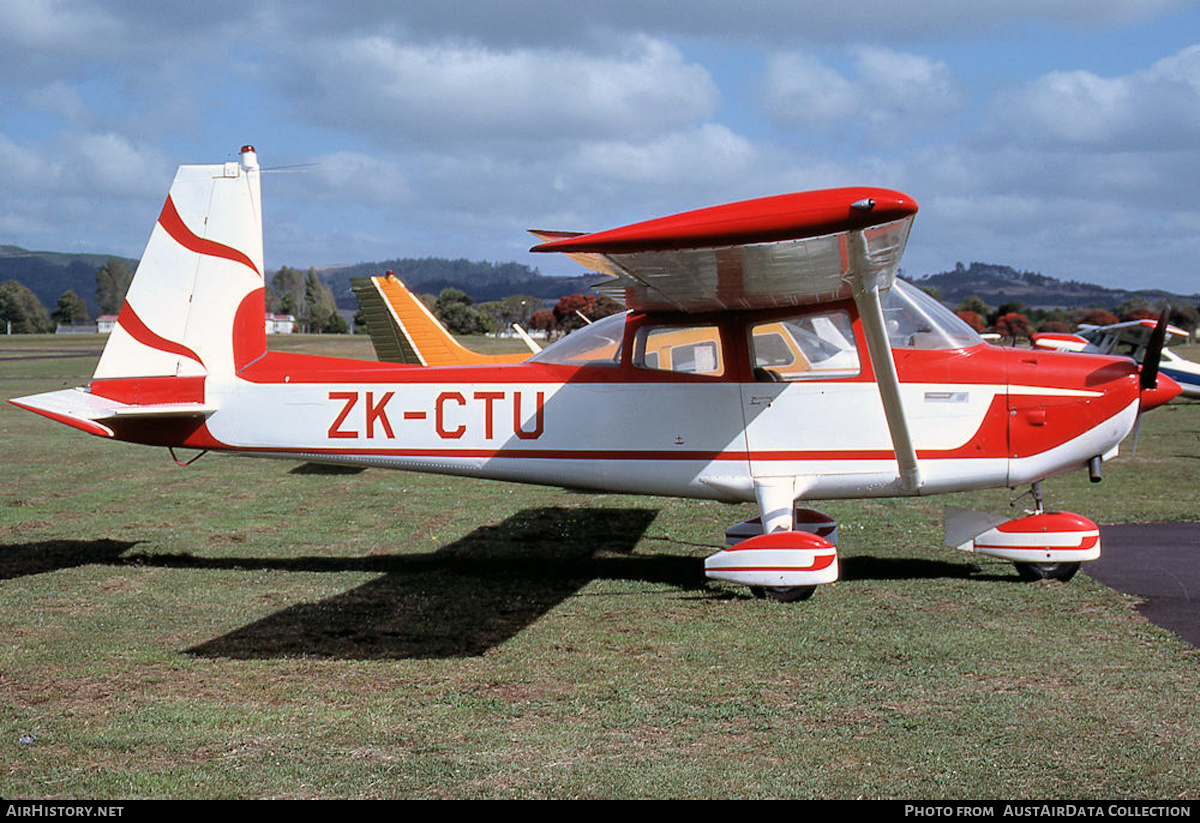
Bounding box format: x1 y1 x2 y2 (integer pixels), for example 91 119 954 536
10 147 1182 601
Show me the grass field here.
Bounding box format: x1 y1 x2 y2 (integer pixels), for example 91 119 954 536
3 334 1199 799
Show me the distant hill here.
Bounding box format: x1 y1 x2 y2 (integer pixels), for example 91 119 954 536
910 262 1198 310
3 245 1196 317
0 246 602 314
314 258 604 310
0 246 139 317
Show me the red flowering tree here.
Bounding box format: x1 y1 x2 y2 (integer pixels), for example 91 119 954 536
1078 309 1119 327
993 312 1031 343
1120 307 1159 322
1037 320 1073 334
956 310 986 333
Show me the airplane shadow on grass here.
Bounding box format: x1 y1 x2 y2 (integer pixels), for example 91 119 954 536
1 508 1001 660
0 538 137 579
181 506 670 660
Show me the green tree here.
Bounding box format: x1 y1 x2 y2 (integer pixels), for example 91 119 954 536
304 269 339 333
95 259 133 315
269 266 346 333
956 295 990 316
270 266 306 317
434 288 491 335
0 280 53 333
51 290 89 326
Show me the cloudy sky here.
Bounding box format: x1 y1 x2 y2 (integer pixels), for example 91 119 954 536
2 1 1198 294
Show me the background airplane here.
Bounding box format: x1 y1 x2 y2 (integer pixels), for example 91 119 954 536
1033 319 1200 399
9 147 1181 602
351 272 538 366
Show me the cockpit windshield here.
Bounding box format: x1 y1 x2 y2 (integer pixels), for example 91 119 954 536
881 280 983 350
528 311 627 366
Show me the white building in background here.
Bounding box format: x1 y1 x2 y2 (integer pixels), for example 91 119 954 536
90 313 294 335
266 313 295 334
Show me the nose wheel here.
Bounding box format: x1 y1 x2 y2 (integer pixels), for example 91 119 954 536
750 585 817 602
1014 561 1080 582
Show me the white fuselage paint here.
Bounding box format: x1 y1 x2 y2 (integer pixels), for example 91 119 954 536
204 374 1135 502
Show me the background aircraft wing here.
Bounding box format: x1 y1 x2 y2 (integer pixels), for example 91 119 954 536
530 187 917 313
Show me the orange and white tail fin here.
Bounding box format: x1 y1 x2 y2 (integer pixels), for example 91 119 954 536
94 146 266 380
353 274 530 366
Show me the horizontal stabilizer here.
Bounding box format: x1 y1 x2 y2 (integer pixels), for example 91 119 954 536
10 389 216 438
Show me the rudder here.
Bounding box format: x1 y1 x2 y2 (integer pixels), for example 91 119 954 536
94 146 266 380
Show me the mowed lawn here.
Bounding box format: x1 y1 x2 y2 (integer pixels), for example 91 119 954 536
2 334 1199 799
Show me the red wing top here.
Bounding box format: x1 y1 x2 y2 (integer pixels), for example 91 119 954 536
531 187 917 313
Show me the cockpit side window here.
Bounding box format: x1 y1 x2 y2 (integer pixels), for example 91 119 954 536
749 310 860 381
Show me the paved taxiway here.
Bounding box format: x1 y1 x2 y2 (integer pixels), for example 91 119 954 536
1091 523 1200 647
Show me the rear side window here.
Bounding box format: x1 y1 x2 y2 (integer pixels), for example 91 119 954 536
633 324 725 377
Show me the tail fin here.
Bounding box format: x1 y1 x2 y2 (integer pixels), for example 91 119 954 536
94 146 266 380
351 273 529 366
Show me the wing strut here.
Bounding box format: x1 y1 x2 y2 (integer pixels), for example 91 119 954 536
849 233 922 494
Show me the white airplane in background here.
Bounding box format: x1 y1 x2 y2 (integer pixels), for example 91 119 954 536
10 146 1182 602
1033 319 1199 399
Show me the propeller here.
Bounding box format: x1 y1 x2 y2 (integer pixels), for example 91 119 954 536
1130 306 1172 457
1140 306 1170 390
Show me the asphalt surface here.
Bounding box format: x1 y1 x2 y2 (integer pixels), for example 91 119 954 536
1089 522 1200 647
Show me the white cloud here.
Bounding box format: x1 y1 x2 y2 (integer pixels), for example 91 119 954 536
571 124 756 185
302 152 415 207
0 0 123 52
0 2 1197 294
762 48 965 137
279 34 718 145
986 44 1200 150
761 53 858 128
244 1 1188 49
0 130 172 253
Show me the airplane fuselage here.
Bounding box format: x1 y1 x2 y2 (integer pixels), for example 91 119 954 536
86 303 1145 504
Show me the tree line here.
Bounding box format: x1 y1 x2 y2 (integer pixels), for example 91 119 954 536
3 258 1197 346
0 259 133 333
945 291 1199 344
399 287 625 339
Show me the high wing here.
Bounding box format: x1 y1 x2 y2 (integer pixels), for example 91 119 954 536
531 186 923 491
529 187 916 313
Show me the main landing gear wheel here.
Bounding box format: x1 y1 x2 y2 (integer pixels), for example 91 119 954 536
1014 561 1081 582
750 586 817 602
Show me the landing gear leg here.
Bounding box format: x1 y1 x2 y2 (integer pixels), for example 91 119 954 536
1011 480 1044 516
